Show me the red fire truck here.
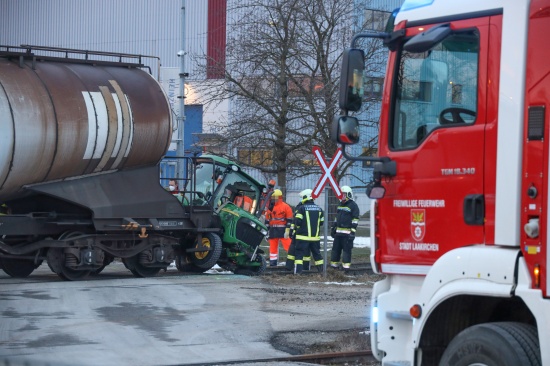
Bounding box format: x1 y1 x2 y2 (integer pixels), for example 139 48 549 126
333 0 549 364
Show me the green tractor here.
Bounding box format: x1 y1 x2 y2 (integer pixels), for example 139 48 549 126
171 155 272 276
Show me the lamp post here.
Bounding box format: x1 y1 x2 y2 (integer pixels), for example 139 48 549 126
176 0 187 180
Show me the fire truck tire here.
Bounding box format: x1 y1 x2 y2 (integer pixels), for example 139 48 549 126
439 322 541 366
190 233 222 269
0 257 41 278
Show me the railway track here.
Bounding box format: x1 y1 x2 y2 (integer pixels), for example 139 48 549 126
264 262 374 276
179 350 377 365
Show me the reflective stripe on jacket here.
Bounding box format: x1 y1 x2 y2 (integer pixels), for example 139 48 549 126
333 199 360 236
294 200 324 241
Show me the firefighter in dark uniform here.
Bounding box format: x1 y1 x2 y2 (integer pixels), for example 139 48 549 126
285 199 302 271
293 189 324 274
330 185 360 270
0 203 10 215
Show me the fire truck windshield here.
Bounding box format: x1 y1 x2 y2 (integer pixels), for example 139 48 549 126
391 31 479 150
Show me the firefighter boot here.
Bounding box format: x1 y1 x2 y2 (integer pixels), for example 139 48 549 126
285 257 294 271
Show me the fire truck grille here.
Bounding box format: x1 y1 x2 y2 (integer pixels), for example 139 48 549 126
236 220 264 248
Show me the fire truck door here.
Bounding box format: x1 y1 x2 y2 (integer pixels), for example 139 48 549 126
378 16 499 270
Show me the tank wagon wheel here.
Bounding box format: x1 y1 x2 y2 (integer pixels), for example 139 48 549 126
190 232 222 269
91 254 115 276
46 247 91 281
0 256 42 278
122 252 162 278
439 322 541 366
234 254 267 276
46 232 92 281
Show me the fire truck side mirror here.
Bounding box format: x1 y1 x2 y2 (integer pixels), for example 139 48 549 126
403 23 452 53
331 115 360 145
338 48 365 112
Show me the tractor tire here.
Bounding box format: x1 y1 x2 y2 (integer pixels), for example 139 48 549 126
439 322 541 366
234 254 267 276
190 232 222 269
175 255 210 273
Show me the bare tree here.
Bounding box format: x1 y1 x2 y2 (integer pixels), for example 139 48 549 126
193 0 387 192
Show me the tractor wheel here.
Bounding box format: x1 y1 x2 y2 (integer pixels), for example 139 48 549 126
234 254 267 276
175 254 209 273
190 233 222 269
0 257 41 278
439 322 541 366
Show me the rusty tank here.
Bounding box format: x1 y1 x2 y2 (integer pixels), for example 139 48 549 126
0 45 172 200
0 46 188 280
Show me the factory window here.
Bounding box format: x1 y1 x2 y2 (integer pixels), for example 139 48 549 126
238 149 273 167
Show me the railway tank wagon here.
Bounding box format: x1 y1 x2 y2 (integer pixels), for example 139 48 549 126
0 45 190 280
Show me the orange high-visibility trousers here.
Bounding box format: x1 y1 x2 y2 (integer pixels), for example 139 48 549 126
269 237 292 262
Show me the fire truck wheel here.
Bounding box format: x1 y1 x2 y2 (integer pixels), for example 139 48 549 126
439 322 540 366
0 257 41 278
190 233 222 269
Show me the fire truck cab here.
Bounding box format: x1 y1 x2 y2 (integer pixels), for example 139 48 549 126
334 0 550 364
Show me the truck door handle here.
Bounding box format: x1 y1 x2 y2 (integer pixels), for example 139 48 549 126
464 194 484 225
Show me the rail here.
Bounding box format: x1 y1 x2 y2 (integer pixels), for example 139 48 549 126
179 350 376 365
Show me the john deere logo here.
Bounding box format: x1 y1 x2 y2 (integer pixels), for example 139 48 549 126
411 209 425 241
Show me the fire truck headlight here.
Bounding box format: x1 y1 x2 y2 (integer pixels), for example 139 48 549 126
524 217 539 238
372 306 379 324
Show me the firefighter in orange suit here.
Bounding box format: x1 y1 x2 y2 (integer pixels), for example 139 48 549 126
265 189 293 266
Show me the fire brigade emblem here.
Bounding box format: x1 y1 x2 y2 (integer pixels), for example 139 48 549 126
411 209 425 241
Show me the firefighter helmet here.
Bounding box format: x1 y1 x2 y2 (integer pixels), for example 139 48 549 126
299 189 313 202
341 185 354 200
272 189 283 198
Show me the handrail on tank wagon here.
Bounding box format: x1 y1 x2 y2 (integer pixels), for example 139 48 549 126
0 44 161 77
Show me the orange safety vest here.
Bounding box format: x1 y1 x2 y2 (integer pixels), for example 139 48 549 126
234 195 253 212
265 200 293 238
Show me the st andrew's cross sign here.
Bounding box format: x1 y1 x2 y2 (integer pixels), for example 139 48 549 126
311 146 342 199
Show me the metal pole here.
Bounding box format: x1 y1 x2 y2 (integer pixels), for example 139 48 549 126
323 186 329 278
176 0 186 180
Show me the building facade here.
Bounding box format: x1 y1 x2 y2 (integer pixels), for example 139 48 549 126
0 0 403 211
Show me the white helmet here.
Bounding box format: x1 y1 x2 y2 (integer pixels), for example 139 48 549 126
341 185 353 200
299 189 313 202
